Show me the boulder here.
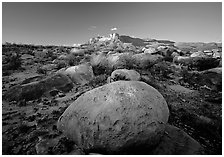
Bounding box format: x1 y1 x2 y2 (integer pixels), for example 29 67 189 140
133 53 164 69
109 53 134 69
21 75 45 85
183 67 222 91
21 54 34 60
3 81 47 102
70 48 85 56
200 67 222 91
144 47 157 54
150 125 203 155
106 53 120 67
43 73 73 92
122 43 136 51
156 45 167 52
3 73 73 101
40 64 57 72
173 56 220 71
55 60 68 70
168 85 194 94
156 46 178 61
171 52 180 58
213 51 221 58
108 69 141 83
190 57 220 71
21 54 35 66
73 43 81 48
58 54 68 60
63 63 94 85
57 81 169 154
190 51 205 58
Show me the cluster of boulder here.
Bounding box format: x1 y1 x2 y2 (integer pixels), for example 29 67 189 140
3 33 222 154
3 63 95 101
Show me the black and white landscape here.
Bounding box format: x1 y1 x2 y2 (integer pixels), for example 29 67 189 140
2 2 222 155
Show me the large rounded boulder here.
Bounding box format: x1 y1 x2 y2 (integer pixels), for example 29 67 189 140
57 81 169 154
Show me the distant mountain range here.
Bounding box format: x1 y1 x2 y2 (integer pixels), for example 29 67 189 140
118 35 221 52
174 42 222 52
119 35 175 46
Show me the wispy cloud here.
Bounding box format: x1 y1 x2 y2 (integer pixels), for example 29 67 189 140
88 26 97 31
111 27 118 31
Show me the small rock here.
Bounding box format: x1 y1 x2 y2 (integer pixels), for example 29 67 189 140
169 85 194 94
109 69 141 83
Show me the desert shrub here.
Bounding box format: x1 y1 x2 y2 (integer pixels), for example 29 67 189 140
51 54 58 61
116 53 135 70
67 54 82 66
6 51 22 70
88 74 108 88
46 50 57 60
2 68 12 76
80 55 91 64
116 45 124 53
37 66 47 75
90 54 111 75
85 45 95 55
56 60 67 70
150 61 173 79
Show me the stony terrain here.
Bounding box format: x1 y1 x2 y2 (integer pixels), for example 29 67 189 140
2 34 222 155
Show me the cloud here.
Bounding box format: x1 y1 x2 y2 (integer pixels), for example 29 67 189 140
111 27 118 31
88 26 97 31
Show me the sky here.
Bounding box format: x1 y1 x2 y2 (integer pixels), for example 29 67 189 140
2 2 222 46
